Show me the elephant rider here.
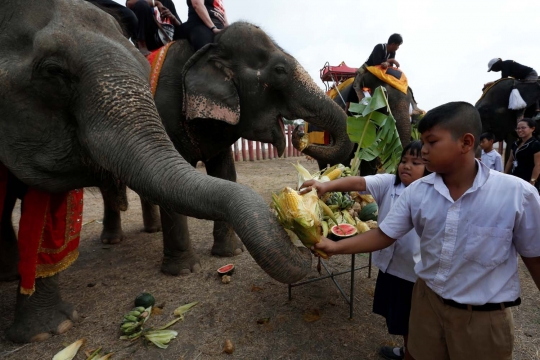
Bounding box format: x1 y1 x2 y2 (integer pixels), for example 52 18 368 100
486 58 540 117
182 0 229 51
357 33 403 76
126 0 182 56
487 58 538 81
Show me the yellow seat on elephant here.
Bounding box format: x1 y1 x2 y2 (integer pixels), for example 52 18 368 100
366 65 408 94
326 77 355 100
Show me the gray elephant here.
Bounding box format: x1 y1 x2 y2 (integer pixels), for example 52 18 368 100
0 0 327 343
99 22 354 275
476 78 540 160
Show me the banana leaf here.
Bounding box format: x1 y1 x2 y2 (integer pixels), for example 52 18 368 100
347 86 403 175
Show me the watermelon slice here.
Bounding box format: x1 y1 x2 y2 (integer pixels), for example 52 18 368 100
330 224 358 239
217 264 235 276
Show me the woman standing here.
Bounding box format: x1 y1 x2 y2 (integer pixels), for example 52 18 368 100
183 0 228 51
505 118 540 191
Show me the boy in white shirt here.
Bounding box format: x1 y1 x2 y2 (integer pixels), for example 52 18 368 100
313 102 540 360
480 132 504 171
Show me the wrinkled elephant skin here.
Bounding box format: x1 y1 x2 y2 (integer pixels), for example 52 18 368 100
0 2 312 343
100 22 353 276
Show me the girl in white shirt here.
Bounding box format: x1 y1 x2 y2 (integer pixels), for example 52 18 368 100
301 140 429 360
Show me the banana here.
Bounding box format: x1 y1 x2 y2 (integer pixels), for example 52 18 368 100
342 210 356 225
128 310 141 317
121 322 139 329
134 306 146 313
124 315 138 322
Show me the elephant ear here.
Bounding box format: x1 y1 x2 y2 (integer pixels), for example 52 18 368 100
182 44 240 125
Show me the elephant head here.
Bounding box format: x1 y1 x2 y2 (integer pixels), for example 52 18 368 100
0 1 311 288
353 71 418 147
181 22 354 165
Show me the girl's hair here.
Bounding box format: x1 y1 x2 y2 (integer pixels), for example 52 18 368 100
517 118 538 137
394 140 431 186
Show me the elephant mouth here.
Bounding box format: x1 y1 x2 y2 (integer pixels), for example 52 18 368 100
273 115 286 156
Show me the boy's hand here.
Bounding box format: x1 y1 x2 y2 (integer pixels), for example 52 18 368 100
299 179 328 197
312 236 339 257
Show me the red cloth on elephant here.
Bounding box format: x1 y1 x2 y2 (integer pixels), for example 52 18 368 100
146 41 174 97
0 163 84 295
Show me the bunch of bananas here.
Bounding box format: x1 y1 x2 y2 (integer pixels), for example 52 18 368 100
120 306 152 340
325 192 355 210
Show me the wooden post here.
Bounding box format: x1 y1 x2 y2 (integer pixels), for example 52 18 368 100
242 138 247 161
256 141 261 160
262 143 267 160
268 144 273 159
287 126 293 158
233 141 240 161
274 146 279 158
248 140 255 161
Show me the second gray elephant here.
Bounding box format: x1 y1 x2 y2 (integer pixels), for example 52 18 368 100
100 22 354 275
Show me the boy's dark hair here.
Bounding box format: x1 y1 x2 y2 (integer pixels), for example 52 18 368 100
394 140 431 185
388 33 403 45
480 132 495 142
417 102 482 147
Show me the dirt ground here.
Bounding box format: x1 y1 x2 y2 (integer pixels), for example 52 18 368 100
0 158 539 360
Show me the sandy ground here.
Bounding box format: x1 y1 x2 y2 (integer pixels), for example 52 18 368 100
0 157 539 360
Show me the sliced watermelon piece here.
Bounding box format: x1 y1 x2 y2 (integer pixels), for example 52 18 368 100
217 264 235 276
330 224 358 238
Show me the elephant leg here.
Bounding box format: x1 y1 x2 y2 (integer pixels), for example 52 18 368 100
160 208 201 275
99 183 127 244
205 149 246 257
140 197 162 233
0 191 19 282
6 274 78 343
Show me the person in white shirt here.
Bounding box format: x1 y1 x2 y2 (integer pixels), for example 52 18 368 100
313 102 540 360
479 132 504 171
301 141 429 360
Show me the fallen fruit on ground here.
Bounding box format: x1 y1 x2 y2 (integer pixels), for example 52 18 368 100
134 292 155 308
53 338 85 360
222 275 231 284
173 301 198 317
217 264 235 276
223 339 235 354
330 224 358 238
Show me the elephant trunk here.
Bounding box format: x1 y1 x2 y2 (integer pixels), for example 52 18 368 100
290 63 354 165
78 63 311 284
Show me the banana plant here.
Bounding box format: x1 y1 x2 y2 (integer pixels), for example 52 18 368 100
347 86 403 175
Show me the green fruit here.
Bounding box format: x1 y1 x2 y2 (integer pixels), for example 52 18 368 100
135 292 155 308
359 203 378 221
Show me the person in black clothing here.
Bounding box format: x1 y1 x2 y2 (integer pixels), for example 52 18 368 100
86 0 139 40
182 0 229 51
358 33 403 75
126 0 182 55
487 58 538 81
505 118 540 192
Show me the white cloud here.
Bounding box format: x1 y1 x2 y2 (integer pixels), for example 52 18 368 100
114 0 540 110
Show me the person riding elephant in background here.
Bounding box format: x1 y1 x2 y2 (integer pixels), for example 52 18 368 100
357 33 403 76
126 0 182 55
488 58 538 81
183 0 229 51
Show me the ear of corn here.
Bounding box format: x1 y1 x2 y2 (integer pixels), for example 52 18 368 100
273 187 328 258
326 168 342 181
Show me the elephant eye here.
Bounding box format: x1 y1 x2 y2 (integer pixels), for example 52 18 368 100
274 65 287 75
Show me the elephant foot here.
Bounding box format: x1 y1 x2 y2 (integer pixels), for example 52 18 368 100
161 250 201 276
6 276 79 343
100 229 125 244
211 233 246 257
143 224 162 233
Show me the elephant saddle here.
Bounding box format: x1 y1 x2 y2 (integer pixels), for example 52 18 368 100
366 65 409 94
0 163 83 295
146 41 175 97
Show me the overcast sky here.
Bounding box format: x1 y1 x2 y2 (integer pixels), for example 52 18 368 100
115 0 540 111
